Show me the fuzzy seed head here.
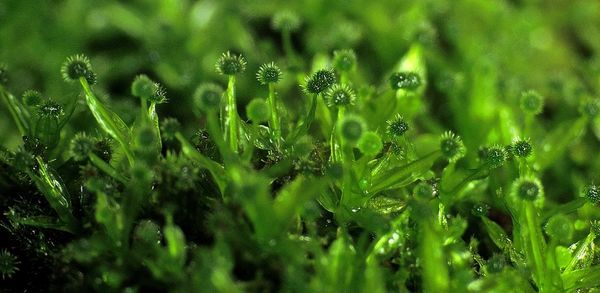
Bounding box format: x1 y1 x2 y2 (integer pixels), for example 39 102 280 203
389 72 421 91
148 84 167 103
338 115 365 143
194 83 223 112
486 254 506 274
256 62 282 85
325 84 356 107
0 64 8 86
216 51 246 76
545 214 573 242
333 49 357 72
484 145 507 169
520 90 544 115
271 10 301 32
37 99 64 119
471 203 489 217
584 184 600 205
70 133 94 161
512 177 543 201
160 117 180 142
304 69 336 94
22 90 43 107
0 250 19 279
136 127 156 147
591 220 600 235
134 220 162 245
387 114 409 137
440 131 465 162
246 98 270 123
61 54 96 84
580 98 600 118
413 182 435 200
512 139 532 158
358 131 383 156
131 74 157 99
12 149 35 171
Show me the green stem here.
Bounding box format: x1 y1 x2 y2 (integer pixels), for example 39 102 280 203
79 77 134 165
30 157 78 232
282 29 295 61
542 198 586 222
443 166 489 196
523 200 546 289
370 150 441 193
206 110 231 163
226 76 239 153
564 232 596 273
89 153 128 184
267 83 281 140
175 131 227 193
0 86 29 135
140 98 148 124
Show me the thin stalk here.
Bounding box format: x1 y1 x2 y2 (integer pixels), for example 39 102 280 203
523 201 546 289
339 139 354 209
79 77 134 165
282 29 295 62
564 232 596 273
289 93 319 143
226 76 239 153
88 153 128 184
267 83 281 140
206 110 231 163
140 98 148 125
175 131 227 193
542 197 587 222
0 86 29 135
329 107 346 163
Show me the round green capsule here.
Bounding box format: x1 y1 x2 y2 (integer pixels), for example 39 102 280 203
545 213 573 242
194 83 223 112
131 74 158 99
580 98 600 118
246 98 270 123
12 149 35 171
358 131 383 156
511 177 543 201
160 117 181 142
22 90 43 107
338 115 365 143
70 133 94 161
520 90 544 115
413 181 435 200
333 49 357 72
271 10 301 32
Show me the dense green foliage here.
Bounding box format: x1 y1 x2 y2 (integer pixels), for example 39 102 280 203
2 0 600 292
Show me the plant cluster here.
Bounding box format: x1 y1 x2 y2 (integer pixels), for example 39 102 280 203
2 1 600 292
